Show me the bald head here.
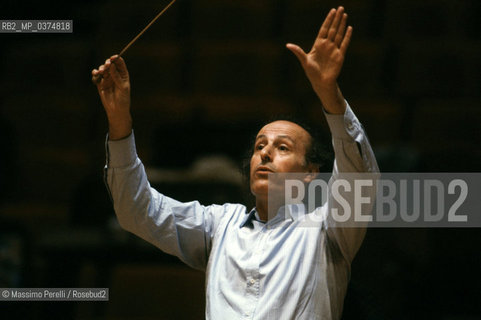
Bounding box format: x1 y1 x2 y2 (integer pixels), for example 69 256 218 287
249 120 319 198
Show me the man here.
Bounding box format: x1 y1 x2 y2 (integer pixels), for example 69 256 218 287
93 7 379 319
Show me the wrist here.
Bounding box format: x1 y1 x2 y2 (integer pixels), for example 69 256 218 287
109 127 132 141
313 83 346 115
107 114 132 140
311 80 337 96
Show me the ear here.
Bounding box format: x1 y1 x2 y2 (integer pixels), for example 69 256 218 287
303 163 319 183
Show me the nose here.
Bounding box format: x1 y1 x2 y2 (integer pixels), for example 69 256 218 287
260 145 272 163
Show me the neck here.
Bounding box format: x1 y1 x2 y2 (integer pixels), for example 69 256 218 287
255 195 284 222
255 197 268 221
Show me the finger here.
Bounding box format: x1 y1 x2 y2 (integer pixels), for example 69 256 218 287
92 68 99 79
104 59 113 79
111 55 129 80
109 63 124 88
91 69 102 85
97 58 111 74
92 55 115 84
286 43 307 66
96 64 112 89
318 8 336 39
104 58 112 72
340 26 353 56
96 66 106 87
328 6 344 41
98 65 106 76
335 13 348 47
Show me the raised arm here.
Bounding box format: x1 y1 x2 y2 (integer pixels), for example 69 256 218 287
92 56 225 270
288 7 380 263
286 6 351 114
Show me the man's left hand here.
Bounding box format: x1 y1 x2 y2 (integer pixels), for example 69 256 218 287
286 6 352 114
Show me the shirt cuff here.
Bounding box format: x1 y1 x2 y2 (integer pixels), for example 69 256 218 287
324 101 360 140
106 131 137 168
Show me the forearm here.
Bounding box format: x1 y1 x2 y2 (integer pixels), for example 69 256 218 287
105 132 149 233
324 103 379 262
312 82 346 115
105 136 189 260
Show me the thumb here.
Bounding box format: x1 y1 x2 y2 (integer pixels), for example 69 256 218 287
286 43 307 67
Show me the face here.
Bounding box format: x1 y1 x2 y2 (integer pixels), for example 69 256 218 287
249 120 314 198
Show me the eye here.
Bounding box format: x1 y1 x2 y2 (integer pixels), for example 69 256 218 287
279 145 289 151
255 144 264 151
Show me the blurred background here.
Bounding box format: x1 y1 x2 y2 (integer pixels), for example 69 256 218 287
0 0 480 319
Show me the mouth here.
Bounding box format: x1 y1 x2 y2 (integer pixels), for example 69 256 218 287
256 166 274 174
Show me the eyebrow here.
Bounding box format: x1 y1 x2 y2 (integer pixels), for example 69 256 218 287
255 134 295 143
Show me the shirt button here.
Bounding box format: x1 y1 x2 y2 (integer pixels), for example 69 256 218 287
250 279 255 285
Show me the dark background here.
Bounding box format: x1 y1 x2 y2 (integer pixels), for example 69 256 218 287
0 0 480 319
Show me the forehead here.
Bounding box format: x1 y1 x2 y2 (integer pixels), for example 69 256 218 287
256 120 311 143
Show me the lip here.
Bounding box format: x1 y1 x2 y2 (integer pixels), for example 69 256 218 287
256 166 274 173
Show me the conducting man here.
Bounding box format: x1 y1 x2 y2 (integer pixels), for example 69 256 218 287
93 6 379 319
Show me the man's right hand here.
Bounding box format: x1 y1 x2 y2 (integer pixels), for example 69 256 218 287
92 55 132 140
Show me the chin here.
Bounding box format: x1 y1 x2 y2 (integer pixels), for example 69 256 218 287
250 180 268 198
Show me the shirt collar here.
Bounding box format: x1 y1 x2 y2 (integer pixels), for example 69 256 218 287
239 208 259 228
240 204 308 228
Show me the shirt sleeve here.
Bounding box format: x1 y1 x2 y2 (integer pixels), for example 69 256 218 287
104 131 226 271
323 101 380 264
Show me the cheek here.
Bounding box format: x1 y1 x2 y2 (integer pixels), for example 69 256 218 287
249 154 264 192
249 155 258 176
279 156 307 172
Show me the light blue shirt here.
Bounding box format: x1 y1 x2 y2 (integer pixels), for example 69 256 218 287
104 103 379 319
